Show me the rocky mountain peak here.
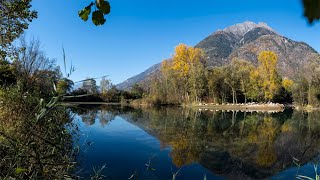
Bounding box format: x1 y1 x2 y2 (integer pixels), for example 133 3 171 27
223 21 275 37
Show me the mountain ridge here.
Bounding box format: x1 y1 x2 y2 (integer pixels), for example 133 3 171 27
116 21 318 90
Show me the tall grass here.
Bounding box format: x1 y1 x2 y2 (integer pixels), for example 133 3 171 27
0 86 79 179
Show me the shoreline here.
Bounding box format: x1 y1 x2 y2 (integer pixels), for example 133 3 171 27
62 102 122 106
62 101 320 112
186 102 285 112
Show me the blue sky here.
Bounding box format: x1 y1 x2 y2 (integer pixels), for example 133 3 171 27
26 0 320 84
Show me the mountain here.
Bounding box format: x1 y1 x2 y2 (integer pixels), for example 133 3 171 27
116 63 161 90
116 21 319 90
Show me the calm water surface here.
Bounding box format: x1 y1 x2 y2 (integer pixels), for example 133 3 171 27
72 105 320 179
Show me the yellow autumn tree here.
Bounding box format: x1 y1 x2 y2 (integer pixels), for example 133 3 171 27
169 44 206 103
257 51 280 101
282 77 294 92
172 44 204 77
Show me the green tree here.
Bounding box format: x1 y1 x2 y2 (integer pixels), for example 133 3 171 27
303 58 320 106
105 85 121 102
0 59 16 86
207 67 230 103
223 66 238 104
292 75 308 106
35 68 62 98
188 60 206 102
0 0 37 59
232 59 255 103
131 83 144 99
217 59 255 104
56 78 74 94
100 77 111 94
82 78 98 94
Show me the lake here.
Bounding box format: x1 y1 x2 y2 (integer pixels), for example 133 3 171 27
71 105 320 179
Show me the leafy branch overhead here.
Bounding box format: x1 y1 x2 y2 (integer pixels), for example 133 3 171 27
303 0 320 23
76 0 320 26
78 0 111 26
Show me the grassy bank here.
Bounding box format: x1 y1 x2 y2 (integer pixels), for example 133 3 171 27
0 87 78 179
129 98 286 112
189 102 285 112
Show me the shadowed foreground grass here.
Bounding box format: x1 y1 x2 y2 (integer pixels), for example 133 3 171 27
0 87 79 179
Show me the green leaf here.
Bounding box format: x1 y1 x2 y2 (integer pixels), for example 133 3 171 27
303 0 320 23
96 0 111 15
78 3 93 21
92 10 106 26
15 167 27 174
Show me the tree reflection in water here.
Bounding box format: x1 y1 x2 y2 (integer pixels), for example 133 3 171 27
72 105 320 179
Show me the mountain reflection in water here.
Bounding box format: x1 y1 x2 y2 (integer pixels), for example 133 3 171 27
72 105 320 179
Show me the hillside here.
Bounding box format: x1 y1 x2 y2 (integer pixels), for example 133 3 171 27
116 21 318 90
116 63 161 90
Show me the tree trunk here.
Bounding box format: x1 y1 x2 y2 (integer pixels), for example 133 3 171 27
244 94 247 104
235 91 237 104
308 83 312 105
232 89 235 104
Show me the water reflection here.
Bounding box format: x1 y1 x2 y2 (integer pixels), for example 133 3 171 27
72 105 126 126
72 105 320 179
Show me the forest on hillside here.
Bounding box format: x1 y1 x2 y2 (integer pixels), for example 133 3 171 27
142 44 320 108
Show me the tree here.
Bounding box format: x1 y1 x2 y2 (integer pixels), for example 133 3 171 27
223 66 238 104
257 51 280 101
292 75 308 106
282 78 294 92
148 44 207 104
104 85 121 102
232 59 255 103
100 77 111 94
34 68 62 98
207 67 230 103
13 37 57 93
131 83 144 99
159 60 172 103
215 59 256 104
172 44 205 77
82 78 98 94
56 78 74 94
247 69 263 102
0 59 16 86
171 44 206 103
0 0 37 59
302 58 320 106
188 60 206 102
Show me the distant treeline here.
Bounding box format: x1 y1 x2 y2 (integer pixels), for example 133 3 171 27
65 77 144 103
139 44 320 107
